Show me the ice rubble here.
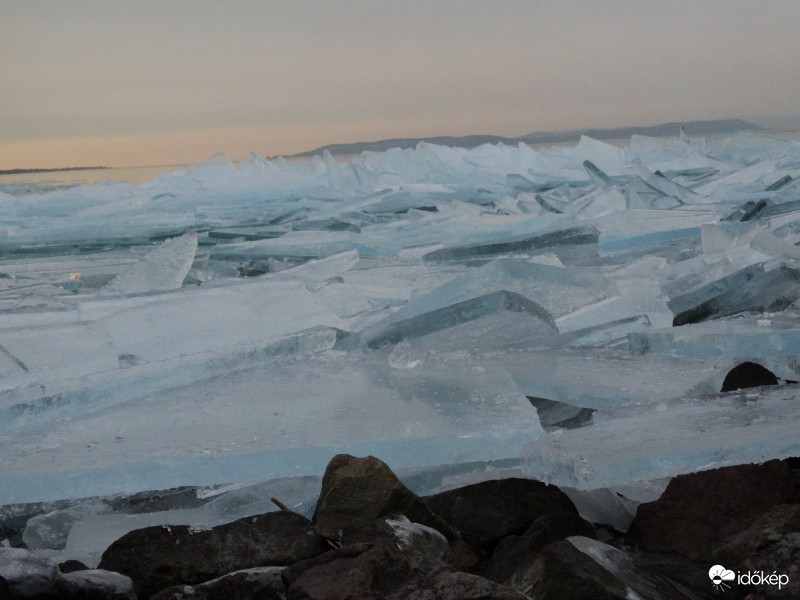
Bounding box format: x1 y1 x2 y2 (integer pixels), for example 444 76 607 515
1 130 800 520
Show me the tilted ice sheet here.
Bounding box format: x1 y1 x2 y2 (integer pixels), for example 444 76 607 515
504 348 731 409
0 350 542 503
525 385 800 490
0 278 345 396
99 231 198 296
0 327 338 433
628 314 800 370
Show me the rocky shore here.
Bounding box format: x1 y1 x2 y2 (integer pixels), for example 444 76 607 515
2 453 799 599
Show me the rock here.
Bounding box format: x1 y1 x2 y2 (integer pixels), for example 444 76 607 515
312 454 456 543
386 515 450 562
0 547 134 600
0 547 62 599
629 460 796 561
712 503 800 599
61 569 136 600
507 536 689 600
447 539 486 572
59 559 90 573
480 512 594 583
150 567 285 600
99 511 327 599
282 541 528 600
720 361 778 392
423 478 578 548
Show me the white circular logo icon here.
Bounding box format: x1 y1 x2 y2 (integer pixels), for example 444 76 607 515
709 564 735 591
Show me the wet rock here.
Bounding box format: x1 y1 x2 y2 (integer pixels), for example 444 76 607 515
480 512 594 583
507 536 689 600
59 559 90 573
712 503 800 599
386 515 450 562
61 569 136 600
312 454 456 543
423 478 578 548
282 541 527 600
447 539 486 572
150 566 285 600
99 511 326 599
629 460 796 561
0 547 62 599
0 547 134 600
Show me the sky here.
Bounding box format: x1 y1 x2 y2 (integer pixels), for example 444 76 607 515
3 1 800 169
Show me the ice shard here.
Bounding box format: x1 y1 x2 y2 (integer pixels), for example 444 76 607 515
0 351 542 504
524 384 800 490
99 231 198 296
351 260 613 349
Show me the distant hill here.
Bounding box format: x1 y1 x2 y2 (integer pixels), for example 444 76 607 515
0 166 108 176
291 118 761 157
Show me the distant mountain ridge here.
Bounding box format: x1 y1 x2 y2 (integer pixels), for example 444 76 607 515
291 118 761 157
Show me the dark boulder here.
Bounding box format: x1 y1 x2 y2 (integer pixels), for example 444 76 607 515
150 567 285 600
712 503 800 599
480 512 594 583
507 537 690 600
282 541 528 600
0 547 135 600
59 560 90 573
99 511 327 599
629 460 796 561
720 361 778 392
423 478 578 548
312 454 456 543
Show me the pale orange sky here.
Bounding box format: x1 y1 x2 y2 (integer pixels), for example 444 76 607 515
2 1 800 169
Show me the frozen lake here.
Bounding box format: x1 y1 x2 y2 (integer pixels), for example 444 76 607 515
2 130 800 507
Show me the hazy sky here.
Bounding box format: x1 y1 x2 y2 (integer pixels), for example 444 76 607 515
3 1 800 168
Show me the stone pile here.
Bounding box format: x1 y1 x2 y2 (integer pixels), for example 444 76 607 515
2 454 799 599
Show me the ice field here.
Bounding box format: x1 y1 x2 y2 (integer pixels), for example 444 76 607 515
2 131 800 512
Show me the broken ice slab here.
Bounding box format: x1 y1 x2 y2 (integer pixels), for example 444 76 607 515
0 320 119 391
209 231 368 261
631 158 702 204
353 292 558 352
555 276 673 333
503 348 730 410
0 251 140 298
0 326 338 433
93 278 345 364
0 277 344 395
421 224 599 262
206 226 286 241
273 250 360 287
524 384 800 490
350 260 613 349
669 264 800 326
573 136 628 176
0 351 542 504
628 314 800 364
340 263 465 306
99 231 197 296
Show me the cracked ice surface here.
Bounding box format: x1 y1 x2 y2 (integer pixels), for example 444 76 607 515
2 131 800 505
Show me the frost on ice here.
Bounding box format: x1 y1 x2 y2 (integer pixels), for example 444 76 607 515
1 131 800 508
